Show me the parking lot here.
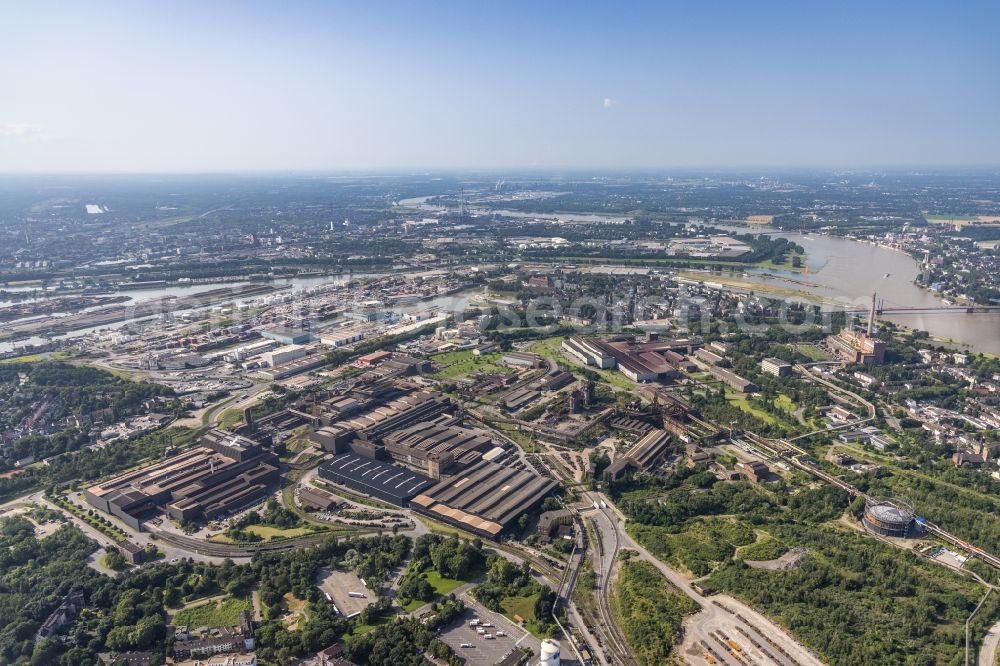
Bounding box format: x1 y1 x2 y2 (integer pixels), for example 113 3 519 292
436 594 540 666
316 566 373 617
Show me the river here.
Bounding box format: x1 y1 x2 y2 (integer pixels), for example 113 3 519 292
6 203 995 355
399 197 1000 355
728 231 1000 355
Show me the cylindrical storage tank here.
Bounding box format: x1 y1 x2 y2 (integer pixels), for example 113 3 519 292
539 638 561 666
861 496 914 538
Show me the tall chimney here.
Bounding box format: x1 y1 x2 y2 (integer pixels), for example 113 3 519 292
866 292 877 337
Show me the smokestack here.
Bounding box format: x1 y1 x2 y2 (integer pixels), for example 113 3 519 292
866 292 877 337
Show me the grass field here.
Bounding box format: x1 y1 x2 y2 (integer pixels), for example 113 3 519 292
527 336 565 360
501 593 554 637
350 614 392 636
402 597 425 612
753 251 808 272
773 393 797 415
432 350 507 379
425 569 468 596
217 408 244 430
0 353 46 364
414 514 483 541
726 390 777 425
501 593 537 621
792 343 831 361
0 347 76 363
173 595 252 627
245 524 315 540
675 271 823 303
923 213 976 224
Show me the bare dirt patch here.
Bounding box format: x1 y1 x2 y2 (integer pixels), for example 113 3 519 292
745 546 809 570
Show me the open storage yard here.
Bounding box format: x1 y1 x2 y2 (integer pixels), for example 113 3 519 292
316 566 374 617
434 594 540 666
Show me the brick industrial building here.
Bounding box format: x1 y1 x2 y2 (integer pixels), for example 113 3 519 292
308 379 555 539
84 430 279 529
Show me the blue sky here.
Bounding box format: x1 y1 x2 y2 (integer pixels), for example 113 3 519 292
1 1 998 172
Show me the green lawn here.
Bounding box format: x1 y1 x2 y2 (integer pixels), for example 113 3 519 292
173 595 252 627
217 408 244 430
726 391 776 425
753 252 808 272
774 393 797 414
349 611 395 637
0 353 46 364
792 344 832 361
402 598 425 613
527 336 566 360
432 350 506 380
501 593 555 638
424 570 466 596
244 524 314 540
500 593 538 623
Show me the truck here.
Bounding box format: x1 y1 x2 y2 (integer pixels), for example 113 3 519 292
600 500 607 509
593 501 599 510
484 634 494 640
348 591 366 598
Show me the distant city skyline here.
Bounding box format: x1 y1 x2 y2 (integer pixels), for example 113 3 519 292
2 1 999 172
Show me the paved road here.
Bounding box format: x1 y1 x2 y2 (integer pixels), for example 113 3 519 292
979 618 1000 666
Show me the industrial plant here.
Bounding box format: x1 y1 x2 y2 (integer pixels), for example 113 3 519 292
84 430 280 529
861 496 917 538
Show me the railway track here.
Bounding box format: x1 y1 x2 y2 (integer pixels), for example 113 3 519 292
757 433 1000 572
594 503 638 666
153 528 348 558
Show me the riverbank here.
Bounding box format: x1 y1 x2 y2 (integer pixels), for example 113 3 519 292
400 196 1000 354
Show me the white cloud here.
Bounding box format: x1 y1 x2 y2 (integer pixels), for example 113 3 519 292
0 124 54 145
602 97 619 109
1 124 43 138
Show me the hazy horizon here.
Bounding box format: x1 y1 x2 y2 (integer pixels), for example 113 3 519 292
3 1 999 173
